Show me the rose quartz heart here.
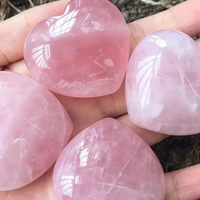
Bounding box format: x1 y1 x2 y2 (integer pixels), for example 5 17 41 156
0 72 73 191
24 0 130 97
126 30 200 135
53 118 165 200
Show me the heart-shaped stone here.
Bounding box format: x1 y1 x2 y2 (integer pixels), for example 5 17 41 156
0 72 73 191
53 118 165 200
126 30 200 135
24 0 129 97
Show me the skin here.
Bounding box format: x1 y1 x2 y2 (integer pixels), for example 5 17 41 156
0 0 200 199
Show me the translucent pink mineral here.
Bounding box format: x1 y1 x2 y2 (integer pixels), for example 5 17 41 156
53 118 165 200
24 0 130 97
0 72 73 191
126 30 200 135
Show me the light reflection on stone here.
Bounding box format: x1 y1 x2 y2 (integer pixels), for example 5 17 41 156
79 148 89 167
49 10 79 37
61 175 74 197
32 45 50 69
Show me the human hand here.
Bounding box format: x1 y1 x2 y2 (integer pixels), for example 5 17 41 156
1 0 200 199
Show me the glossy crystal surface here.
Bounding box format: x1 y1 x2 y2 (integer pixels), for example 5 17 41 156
0 72 73 191
53 118 165 200
24 0 130 97
126 30 200 135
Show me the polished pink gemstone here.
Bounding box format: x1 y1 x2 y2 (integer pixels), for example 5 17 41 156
53 118 165 200
24 0 130 97
0 72 73 191
126 30 200 135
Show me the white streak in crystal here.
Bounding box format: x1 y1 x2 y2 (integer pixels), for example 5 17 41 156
82 14 90 23
97 181 147 199
13 138 26 144
75 0 81 7
81 21 104 33
22 116 46 134
50 10 78 36
89 58 110 73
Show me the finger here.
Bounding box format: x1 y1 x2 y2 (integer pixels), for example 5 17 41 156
0 0 70 67
1 0 200 68
117 114 169 146
165 164 200 200
52 79 126 138
0 192 7 200
196 38 200 46
3 60 31 77
128 0 200 51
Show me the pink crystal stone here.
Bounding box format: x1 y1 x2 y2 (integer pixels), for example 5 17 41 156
0 72 73 191
53 118 165 200
126 30 200 136
24 0 130 98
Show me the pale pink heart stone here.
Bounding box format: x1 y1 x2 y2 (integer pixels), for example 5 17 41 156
24 0 130 97
0 72 73 191
53 118 165 200
126 30 200 135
